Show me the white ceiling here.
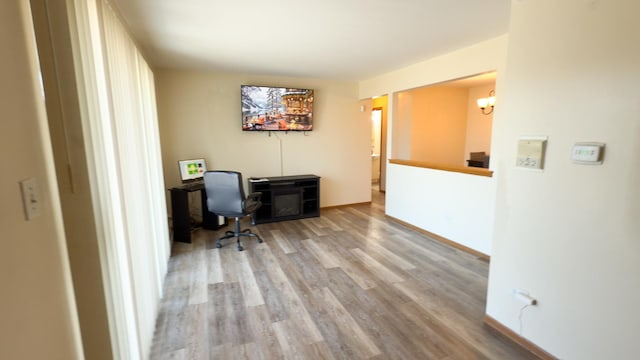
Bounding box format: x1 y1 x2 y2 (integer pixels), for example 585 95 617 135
112 0 511 81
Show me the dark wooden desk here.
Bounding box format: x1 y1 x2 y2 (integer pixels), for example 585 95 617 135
169 182 227 243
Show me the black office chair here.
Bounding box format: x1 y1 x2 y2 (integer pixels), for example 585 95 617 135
203 171 263 251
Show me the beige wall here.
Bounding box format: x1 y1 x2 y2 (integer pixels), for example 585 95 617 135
390 82 495 167
0 1 83 358
156 70 370 207
392 91 412 159
409 86 468 166
30 0 112 357
487 0 640 358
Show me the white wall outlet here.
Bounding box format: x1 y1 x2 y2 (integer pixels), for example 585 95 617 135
20 177 41 220
512 288 537 305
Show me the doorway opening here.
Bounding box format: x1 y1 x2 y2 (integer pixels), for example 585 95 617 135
370 95 388 193
371 108 382 191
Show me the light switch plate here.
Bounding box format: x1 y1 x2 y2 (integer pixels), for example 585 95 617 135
572 142 604 164
20 177 41 220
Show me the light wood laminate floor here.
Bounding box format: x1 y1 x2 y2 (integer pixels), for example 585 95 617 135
151 191 538 359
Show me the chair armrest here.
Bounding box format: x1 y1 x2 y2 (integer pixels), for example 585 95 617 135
243 192 262 212
246 192 262 201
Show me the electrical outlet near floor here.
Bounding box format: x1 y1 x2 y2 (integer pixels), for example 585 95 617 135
512 288 537 306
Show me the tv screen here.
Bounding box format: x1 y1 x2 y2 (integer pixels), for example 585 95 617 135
177 158 206 182
241 85 314 131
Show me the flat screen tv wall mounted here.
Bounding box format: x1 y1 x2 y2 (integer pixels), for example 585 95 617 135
241 85 314 131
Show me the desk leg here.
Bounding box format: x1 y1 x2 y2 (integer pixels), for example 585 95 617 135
170 189 191 243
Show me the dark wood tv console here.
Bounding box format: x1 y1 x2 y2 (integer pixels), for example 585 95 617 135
248 175 320 224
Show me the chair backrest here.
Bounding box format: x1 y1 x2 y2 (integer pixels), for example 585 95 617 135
203 171 246 217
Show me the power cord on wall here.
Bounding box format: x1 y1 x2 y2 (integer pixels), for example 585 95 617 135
518 303 533 336
269 131 285 176
279 137 284 176
512 289 537 336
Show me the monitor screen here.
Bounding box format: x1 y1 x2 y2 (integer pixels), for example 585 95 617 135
178 158 206 182
241 85 314 131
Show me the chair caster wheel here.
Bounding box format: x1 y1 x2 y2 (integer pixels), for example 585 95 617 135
216 242 222 249
258 239 263 243
237 245 244 251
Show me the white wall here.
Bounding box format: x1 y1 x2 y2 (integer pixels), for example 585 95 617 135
486 0 640 359
0 1 83 358
156 71 370 208
386 164 496 255
359 35 508 100
360 36 508 256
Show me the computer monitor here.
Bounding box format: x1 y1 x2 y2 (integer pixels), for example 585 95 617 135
178 158 206 182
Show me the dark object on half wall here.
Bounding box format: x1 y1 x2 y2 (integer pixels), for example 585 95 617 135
467 152 490 168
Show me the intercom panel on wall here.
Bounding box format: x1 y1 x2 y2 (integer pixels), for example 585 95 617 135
516 136 547 170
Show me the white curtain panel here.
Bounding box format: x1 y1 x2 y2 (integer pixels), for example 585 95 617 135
99 1 170 358
68 0 171 357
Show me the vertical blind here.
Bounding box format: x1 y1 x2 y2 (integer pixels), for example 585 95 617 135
70 0 171 358
99 1 170 358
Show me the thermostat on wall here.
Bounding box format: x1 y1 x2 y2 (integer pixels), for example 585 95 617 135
572 142 605 165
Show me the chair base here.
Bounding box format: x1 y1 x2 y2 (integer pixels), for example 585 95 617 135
216 217 262 251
